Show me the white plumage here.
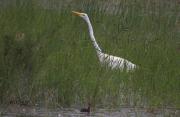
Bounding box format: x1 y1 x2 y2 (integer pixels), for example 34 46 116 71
72 11 137 71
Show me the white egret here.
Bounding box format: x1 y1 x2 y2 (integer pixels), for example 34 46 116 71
72 11 137 71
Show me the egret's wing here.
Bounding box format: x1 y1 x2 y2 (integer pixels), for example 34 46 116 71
98 52 136 71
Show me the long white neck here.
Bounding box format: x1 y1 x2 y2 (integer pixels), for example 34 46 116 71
84 16 102 52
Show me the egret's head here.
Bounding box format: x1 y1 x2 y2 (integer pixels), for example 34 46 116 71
72 11 89 21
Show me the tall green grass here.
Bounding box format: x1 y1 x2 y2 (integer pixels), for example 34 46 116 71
0 0 179 108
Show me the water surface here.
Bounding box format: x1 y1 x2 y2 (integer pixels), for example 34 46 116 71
1 105 179 117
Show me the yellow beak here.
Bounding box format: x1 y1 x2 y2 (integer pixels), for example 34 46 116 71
72 11 82 16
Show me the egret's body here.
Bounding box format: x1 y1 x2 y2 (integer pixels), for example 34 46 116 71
72 11 137 71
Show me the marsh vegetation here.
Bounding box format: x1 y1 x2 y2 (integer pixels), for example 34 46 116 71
0 0 179 109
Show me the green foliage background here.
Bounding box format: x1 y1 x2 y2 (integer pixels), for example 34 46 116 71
0 0 179 108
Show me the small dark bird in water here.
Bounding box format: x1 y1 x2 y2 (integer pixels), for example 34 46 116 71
80 103 90 113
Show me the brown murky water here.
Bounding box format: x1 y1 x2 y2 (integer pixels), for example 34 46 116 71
0 105 179 117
